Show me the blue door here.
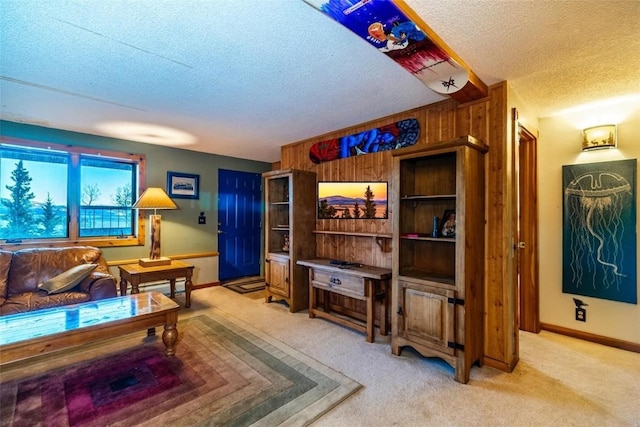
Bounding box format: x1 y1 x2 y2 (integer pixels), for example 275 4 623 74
218 169 262 282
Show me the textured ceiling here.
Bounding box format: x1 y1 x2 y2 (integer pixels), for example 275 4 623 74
1 0 638 163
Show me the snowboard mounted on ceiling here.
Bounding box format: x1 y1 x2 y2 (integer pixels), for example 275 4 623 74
304 0 469 96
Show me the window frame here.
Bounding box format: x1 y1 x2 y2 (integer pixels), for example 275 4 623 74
0 136 146 251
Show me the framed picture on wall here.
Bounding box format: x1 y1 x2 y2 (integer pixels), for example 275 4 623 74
167 171 199 199
562 159 637 304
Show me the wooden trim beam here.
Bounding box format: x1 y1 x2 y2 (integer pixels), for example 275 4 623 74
393 0 488 103
106 251 219 267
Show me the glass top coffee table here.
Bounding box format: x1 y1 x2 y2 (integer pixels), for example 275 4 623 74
0 292 180 366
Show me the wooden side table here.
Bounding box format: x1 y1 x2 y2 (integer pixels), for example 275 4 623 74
118 260 195 308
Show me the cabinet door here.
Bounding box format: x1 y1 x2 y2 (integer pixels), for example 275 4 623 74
268 257 290 297
398 281 456 356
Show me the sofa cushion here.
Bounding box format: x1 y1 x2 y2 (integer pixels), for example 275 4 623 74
38 263 98 295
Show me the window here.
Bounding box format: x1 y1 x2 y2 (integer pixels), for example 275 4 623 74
79 157 135 238
0 137 146 249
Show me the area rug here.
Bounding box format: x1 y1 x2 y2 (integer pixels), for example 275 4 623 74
223 276 266 294
0 313 361 426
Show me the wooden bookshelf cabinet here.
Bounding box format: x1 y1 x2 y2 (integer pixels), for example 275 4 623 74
391 136 488 383
263 169 317 312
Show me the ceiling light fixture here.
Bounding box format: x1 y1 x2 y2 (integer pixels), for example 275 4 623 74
96 121 196 146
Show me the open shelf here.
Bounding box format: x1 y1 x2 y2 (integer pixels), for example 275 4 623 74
313 230 392 252
313 230 392 238
401 194 456 200
269 251 290 257
397 269 455 287
400 235 455 243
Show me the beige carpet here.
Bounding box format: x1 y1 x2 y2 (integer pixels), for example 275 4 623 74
0 298 360 426
4 286 639 426
180 286 640 427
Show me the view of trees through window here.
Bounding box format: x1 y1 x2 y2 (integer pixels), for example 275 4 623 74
79 157 135 237
0 143 139 242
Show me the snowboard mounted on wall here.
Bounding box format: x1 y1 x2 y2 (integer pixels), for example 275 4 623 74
309 117 419 164
304 0 469 96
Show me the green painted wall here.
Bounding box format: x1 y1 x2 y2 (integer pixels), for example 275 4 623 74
0 120 271 261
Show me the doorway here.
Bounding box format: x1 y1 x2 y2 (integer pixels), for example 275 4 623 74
515 117 540 333
217 169 262 282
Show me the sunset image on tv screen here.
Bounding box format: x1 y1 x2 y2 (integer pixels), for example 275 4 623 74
317 182 388 219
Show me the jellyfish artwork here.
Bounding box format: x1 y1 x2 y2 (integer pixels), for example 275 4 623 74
564 170 632 293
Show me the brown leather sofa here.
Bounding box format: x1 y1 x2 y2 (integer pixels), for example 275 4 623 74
0 246 118 316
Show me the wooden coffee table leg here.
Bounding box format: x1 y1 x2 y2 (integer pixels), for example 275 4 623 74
162 322 178 356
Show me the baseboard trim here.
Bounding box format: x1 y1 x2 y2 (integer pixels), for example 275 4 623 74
541 323 640 353
482 355 518 372
193 281 220 290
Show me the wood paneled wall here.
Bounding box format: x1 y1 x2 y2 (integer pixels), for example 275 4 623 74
280 82 516 371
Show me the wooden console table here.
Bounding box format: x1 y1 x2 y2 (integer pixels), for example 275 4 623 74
119 260 195 308
297 258 391 343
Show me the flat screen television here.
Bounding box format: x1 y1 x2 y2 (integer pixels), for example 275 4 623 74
317 181 388 219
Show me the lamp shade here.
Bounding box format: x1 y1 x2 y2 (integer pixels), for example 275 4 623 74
132 187 178 211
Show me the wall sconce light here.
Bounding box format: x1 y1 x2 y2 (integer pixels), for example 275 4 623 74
582 124 617 151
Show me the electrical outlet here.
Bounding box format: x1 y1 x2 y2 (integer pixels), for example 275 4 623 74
573 298 588 322
198 212 206 224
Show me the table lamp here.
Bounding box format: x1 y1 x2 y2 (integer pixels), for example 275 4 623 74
132 187 178 267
